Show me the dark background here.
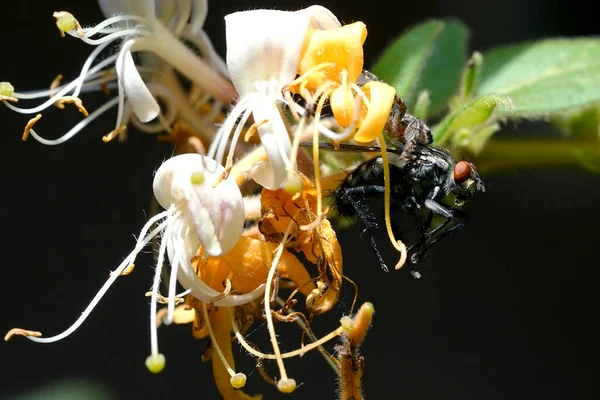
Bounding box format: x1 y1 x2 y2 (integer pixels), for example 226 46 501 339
1 1 598 399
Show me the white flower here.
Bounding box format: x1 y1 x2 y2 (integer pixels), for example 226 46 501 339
207 6 340 190
10 153 255 373
3 0 235 144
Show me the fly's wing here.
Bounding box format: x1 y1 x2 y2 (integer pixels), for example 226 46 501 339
299 142 405 157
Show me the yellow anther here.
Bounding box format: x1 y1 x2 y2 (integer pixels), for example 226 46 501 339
54 96 88 116
4 328 42 341
22 114 42 141
102 125 126 143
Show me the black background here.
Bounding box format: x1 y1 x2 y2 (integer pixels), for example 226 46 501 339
1 1 598 399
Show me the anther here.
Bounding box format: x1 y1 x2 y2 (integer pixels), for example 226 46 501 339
22 114 42 141
4 328 42 342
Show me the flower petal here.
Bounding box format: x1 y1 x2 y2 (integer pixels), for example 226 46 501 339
353 81 396 143
98 0 156 20
297 21 367 90
248 94 292 189
116 45 161 123
152 154 245 257
225 6 340 97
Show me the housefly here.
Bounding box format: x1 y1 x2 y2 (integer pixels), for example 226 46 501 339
309 70 485 275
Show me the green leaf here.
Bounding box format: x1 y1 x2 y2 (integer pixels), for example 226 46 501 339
477 38 600 117
371 19 469 116
550 102 600 139
432 94 513 144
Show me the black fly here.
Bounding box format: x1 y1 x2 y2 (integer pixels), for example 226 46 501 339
312 70 485 275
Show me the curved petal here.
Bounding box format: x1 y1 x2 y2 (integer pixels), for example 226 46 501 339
152 154 245 257
225 6 340 97
297 21 367 90
172 242 267 307
353 81 396 143
249 92 292 189
98 0 156 20
116 43 160 123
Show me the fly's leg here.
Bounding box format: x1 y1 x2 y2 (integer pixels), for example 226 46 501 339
409 198 470 264
343 185 390 272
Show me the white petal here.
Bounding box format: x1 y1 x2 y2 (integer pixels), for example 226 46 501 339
165 225 265 307
224 6 340 97
152 154 245 257
249 96 292 189
98 0 156 19
173 243 266 307
116 45 160 123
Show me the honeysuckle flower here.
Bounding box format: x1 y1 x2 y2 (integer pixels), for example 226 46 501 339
207 5 340 190
289 19 408 268
5 153 259 374
180 234 316 397
292 20 396 144
146 228 348 397
2 0 235 145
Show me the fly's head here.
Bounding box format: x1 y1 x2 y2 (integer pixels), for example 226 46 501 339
452 161 485 204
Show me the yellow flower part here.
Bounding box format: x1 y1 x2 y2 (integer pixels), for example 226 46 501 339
297 22 366 90
292 21 397 143
353 81 397 143
195 236 316 297
259 174 343 314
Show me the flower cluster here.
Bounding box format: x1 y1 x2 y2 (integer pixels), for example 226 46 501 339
3 2 398 398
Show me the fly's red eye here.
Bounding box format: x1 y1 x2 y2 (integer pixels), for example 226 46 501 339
453 161 472 183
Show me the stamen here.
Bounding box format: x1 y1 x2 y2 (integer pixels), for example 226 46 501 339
77 15 148 39
0 94 17 103
207 94 255 163
165 240 184 324
311 87 334 220
22 114 42 141
285 112 307 186
223 109 258 171
102 125 127 143
144 292 184 306
6 211 170 344
28 96 120 145
109 262 134 276
189 0 209 35
202 303 247 388
148 208 175 367
4 328 42 342
299 211 326 231
350 83 370 107
54 96 89 116
377 132 408 269
264 219 296 393
228 307 349 360
285 62 335 103
49 75 63 98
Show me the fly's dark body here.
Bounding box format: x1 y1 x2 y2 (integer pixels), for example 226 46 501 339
324 70 485 274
